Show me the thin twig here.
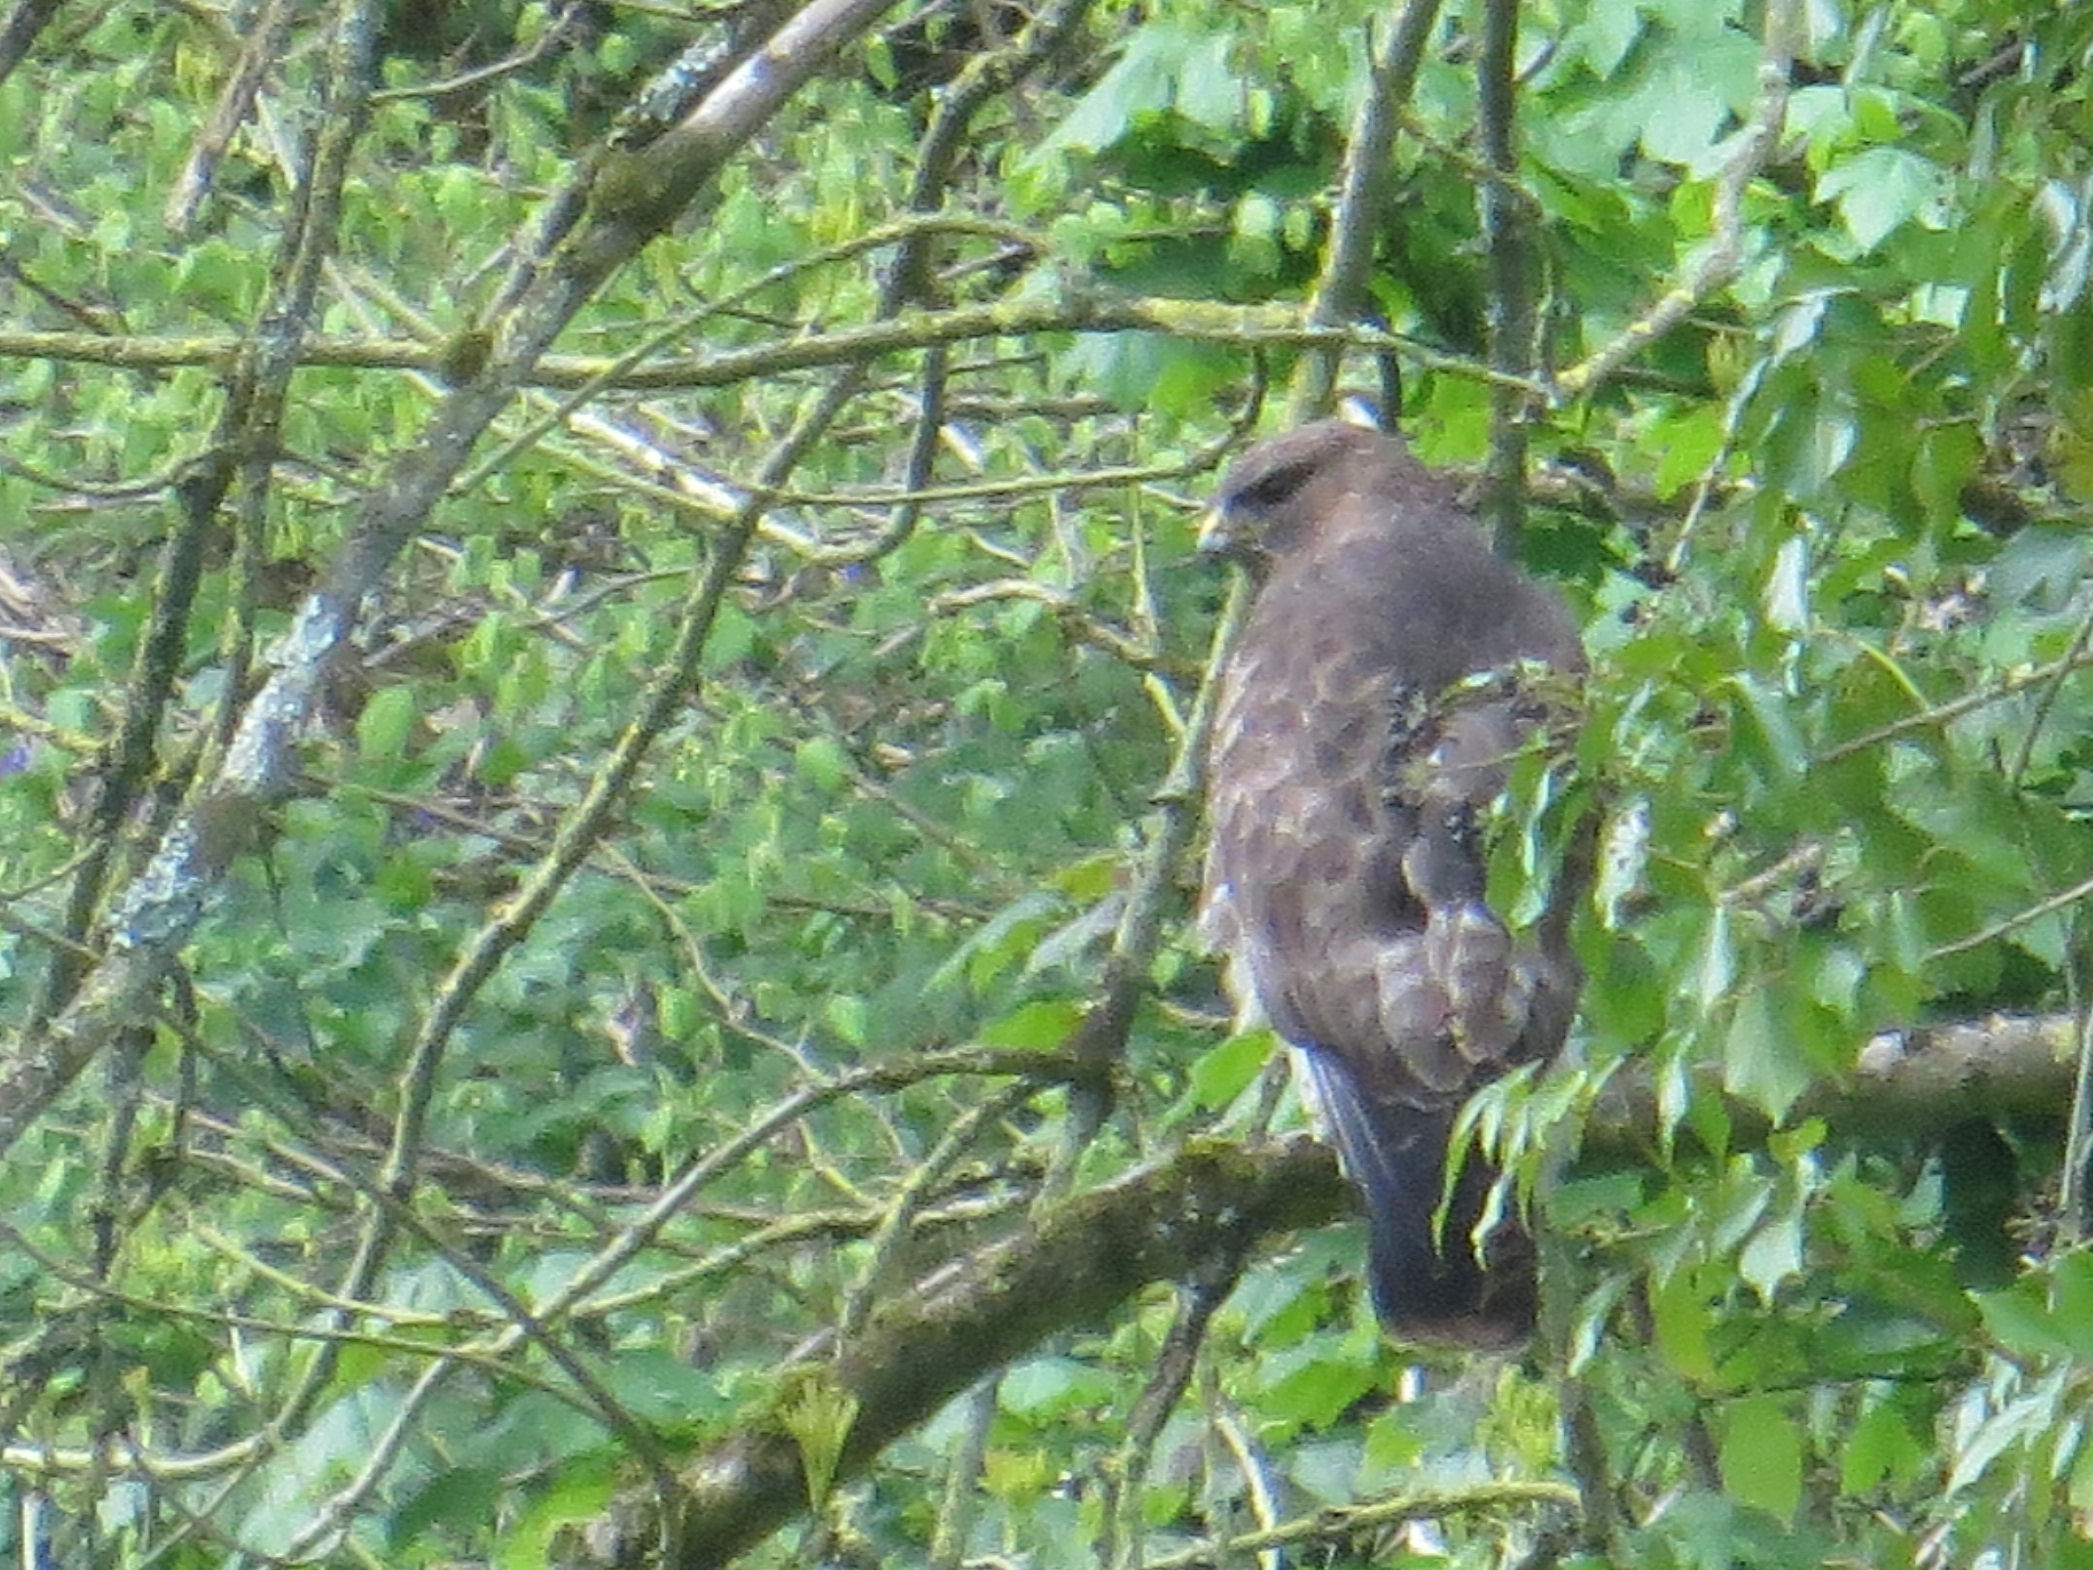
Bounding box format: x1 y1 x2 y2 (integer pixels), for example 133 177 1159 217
2010 602 2093 785
1818 644 2093 764
1553 0 1798 400
1141 1483 1582 1570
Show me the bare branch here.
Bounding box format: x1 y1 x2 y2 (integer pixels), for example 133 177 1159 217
1293 0 1442 419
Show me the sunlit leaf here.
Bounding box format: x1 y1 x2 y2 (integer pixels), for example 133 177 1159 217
1719 1395 1804 1522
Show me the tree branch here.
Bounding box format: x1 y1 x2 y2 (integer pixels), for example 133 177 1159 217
0 0 902 1165
1292 0 1441 419
1552 0 1797 401
570 1008 2079 1566
0 301 1548 395
645 1138 1349 1568
1477 0 1538 552
1582 1012 2078 1154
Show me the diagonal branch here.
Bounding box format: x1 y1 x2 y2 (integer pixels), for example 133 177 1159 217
1552 0 1797 401
648 1138 1349 1569
559 1001 2081 1567
0 0 903 1162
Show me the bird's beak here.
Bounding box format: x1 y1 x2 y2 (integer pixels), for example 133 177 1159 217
1196 504 1240 558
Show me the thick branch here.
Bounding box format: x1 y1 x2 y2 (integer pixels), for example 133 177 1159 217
600 1009 2073 1566
1583 1013 2077 1154
642 1138 1347 1568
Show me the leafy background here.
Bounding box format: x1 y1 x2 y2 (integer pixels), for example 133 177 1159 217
4 0 2093 1566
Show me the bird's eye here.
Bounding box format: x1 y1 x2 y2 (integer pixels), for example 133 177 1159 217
1234 459 1315 512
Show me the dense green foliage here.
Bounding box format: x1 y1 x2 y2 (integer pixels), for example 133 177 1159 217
4 0 2093 1565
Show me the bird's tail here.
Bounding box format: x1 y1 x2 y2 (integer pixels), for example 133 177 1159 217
1301 1053 1536 1348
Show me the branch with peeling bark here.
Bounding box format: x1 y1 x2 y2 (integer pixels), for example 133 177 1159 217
0 0 904 1164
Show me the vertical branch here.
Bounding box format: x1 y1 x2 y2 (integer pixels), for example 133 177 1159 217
1103 1262 1237 1570
822 0 1099 567
165 0 302 235
2061 989 2093 1238
1293 0 1443 422
928 1379 1000 1570
1051 577 1251 1181
1477 0 1537 554
216 0 388 752
31 0 384 1032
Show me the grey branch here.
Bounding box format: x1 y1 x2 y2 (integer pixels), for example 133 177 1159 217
0 0 903 1163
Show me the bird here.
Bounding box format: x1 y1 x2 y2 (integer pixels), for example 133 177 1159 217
1196 418 1584 1348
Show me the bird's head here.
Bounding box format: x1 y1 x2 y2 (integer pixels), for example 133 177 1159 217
1197 418 1414 573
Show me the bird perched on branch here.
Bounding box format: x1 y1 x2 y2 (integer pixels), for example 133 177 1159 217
1197 419 1584 1348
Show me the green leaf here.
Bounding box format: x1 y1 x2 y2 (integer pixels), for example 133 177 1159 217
1695 904 1735 1011
2047 1249 2093 1362
825 994 869 1047
356 683 418 761
1974 1278 2075 1361
1842 1396 1928 1496
602 1347 731 1434
395 1466 505 1547
1762 535 1809 633
1722 989 1813 1126
1187 1027 1271 1109
1171 28 1240 135
1649 1268 1715 1383
1729 674 1808 783
795 735 850 791
1719 1394 1803 1522
1817 147 1947 252
1739 1206 1805 1304
863 34 897 90
497 1455 617 1570
1001 1355 1117 1419
1575 0 1645 78
979 997 1082 1050
1256 1340 1379 1429
1031 24 1186 158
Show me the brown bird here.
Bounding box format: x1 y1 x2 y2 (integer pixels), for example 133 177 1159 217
1198 419 1584 1348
